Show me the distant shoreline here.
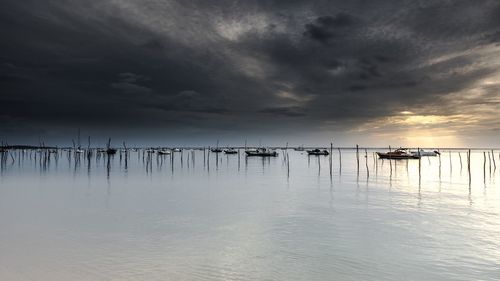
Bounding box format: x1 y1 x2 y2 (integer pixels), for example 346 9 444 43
1 145 499 151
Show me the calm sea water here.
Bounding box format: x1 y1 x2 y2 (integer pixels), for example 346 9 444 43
0 149 499 281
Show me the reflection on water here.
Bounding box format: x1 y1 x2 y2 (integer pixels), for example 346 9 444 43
0 148 499 281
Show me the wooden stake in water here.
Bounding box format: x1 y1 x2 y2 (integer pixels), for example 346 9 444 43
483 151 487 183
418 147 421 186
449 150 452 174
285 152 290 180
492 150 496 170
438 149 441 180
488 151 492 174
458 152 462 171
467 149 471 186
364 148 369 178
317 152 321 176
330 143 333 179
338 147 342 174
388 145 392 175
356 144 360 175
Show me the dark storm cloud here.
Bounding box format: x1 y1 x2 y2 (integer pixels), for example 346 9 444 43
1 0 500 144
259 106 306 117
303 13 358 44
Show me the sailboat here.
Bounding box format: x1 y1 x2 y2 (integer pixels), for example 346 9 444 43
75 129 84 153
211 140 223 153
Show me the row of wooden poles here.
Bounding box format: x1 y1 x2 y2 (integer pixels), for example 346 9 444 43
1 146 499 182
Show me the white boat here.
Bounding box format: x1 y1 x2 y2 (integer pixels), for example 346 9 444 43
158 150 171 155
410 149 440 157
224 148 238 154
172 148 182 152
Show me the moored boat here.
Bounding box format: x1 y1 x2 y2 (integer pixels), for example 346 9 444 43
294 145 305 151
211 148 223 153
245 148 278 157
377 148 420 159
106 138 117 155
307 148 329 156
410 149 440 157
158 149 170 155
224 148 238 154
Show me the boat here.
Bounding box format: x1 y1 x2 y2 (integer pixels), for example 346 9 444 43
145 149 155 153
172 148 182 152
294 145 305 151
376 148 420 159
106 138 117 155
158 150 171 155
307 148 329 155
245 148 278 157
410 149 440 157
211 140 223 153
75 148 84 154
224 148 238 154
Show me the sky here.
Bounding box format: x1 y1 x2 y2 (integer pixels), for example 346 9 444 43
1 0 500 147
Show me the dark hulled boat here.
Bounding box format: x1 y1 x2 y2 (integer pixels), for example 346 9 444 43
307 149 329 156
376 148 420 159
106 138 117 155
245 148 278 157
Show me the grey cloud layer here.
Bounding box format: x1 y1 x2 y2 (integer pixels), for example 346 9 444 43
1 0 500 143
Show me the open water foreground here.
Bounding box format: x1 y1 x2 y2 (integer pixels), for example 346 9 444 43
0 149 499 281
